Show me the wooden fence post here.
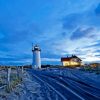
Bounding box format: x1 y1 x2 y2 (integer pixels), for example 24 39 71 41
7 67 11 92
21 66 24 74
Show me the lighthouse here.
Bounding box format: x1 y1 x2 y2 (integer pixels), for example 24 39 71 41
32 44 41 69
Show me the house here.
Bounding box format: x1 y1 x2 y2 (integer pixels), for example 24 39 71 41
90 63 100 68
61 55 82 67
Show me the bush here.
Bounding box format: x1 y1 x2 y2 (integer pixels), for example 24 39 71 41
5 77 22 93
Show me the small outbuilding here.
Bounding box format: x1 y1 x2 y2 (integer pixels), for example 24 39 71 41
61 55 82 67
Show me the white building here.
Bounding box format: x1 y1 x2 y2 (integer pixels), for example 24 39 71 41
32 45 41 69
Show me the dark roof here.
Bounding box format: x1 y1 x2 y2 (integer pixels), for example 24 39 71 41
61 55 82 62
32 45 41 51
61 57 72 61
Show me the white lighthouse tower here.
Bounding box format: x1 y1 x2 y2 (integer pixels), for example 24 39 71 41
32 44 41 69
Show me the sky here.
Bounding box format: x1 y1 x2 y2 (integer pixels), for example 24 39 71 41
0 0 100 65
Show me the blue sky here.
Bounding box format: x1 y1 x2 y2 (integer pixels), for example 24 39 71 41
0 0 100 65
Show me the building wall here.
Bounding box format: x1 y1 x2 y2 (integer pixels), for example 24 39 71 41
32 50 41 68
62 61 81 67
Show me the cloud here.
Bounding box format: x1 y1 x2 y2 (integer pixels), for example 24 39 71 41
61 32 67 37
61 1 100 31
0 55 32 66
0 0 100 65
95 3 100 16
41 58 60 65
0 22 41 44
42 58 60 62
41 1 100 63
82 56 100 62
70 27 94 40
62 13 81 30
85 42 100 48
